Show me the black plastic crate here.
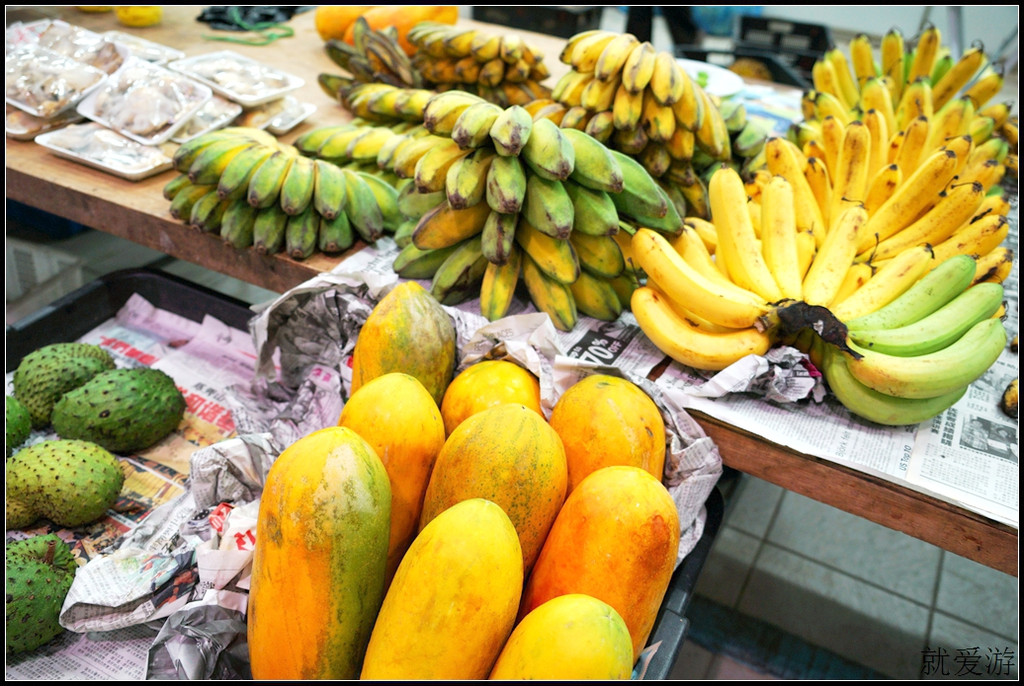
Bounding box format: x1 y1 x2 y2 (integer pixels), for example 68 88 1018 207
5 267 255 372
470 6 603 39
735 16 832 86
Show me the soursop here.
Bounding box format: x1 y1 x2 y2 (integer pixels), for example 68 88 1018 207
6 395 32 457
6 533 78 654
13 343 116 429
6 439 125 529
50 367 187 454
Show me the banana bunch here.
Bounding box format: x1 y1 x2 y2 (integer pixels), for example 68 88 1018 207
626 153 1013 425
164 127 401 260
542 29 747 220
323 17 424 91
801 23 1016 180
381 89 681 330
404 21 553 106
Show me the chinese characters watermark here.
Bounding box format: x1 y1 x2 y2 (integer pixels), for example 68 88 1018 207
922 646 1015 677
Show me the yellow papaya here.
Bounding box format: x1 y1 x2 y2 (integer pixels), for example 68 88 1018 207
361 498 523 679
439 359 543 436
549 373 666 493
350 281 457 407
419 403 567 573
489 594 634 680
248 426 391 680
518 465 680 662
338 372 446 588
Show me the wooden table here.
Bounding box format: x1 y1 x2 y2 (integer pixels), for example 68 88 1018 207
5 6 1017 577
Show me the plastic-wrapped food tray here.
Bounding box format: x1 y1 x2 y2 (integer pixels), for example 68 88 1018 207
235 95 316 133
35 121 174 180
5 44 108 119
167 49 304 107
5 104 84 141
170 94 244 143
102 30 186 65
35 19 127 75
76 55 212 146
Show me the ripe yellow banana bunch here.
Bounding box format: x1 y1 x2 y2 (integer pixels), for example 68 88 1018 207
405 21 552 106
627 160 1013 426
165 127 402 260
381 89 685 330
547 29 744 220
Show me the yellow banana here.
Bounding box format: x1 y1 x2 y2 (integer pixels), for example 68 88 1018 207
479 243 523 321
830 261 874 307
828 121 872 230
849 33 878 88
802 205 868 306
423 90 488 135
169 183 216 223
804 156 832 226
631 228 770 330
568 269 623 322
489 104 534 157
593 32 641 82
814 91 853 126
880 28 906 101
414 138 472 194
640 88 677 143
429 234 489 306
514 216 579 284
580 73 621 112
630 285 773 371
612 83 645 131
570 231 624 279
480 209 518 265
569 31 619 74
972 245 1014 285
390 133 447 180
859 77 897 138
932 213 1010 265
895 77 934 131
832 244 935 322
445 147 496 210
347 127 400 163
187 138 257 187
931 45 987 110
668 224 727 286
826 47 860 110
583 110 616 143
962 65 1004 109
648 50 685 106
552 69 594 108
411 198 491 250
862 108 890 180
694 88 731 160
907 24 942 84
925 96 976 152
764 136 827 246
819 115 845 180
559 29 608 64
759 174 804 301
892 115 930 178
620 41 657 94
856 147 960 254
559 105 592 131
450 100 506 150
812 58 850 110
521 251 578 332
863 163 902 215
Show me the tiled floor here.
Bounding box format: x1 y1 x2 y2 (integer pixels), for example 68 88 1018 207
6 7 1019 681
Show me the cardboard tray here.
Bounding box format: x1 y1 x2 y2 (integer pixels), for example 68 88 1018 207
4 267 724 680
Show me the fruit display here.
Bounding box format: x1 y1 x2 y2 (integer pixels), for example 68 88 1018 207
439 359 543 435
163 126 402 259
318 15 552 108
6 534 79 654
6 395 32 458
13 342 116 429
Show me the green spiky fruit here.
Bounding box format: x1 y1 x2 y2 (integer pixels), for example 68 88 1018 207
6 534 79 654
50 367 187 454
12 343 116 429
6 395 32 457
6 439 125 529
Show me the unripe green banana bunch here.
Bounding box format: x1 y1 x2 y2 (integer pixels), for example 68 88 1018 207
405 22 553 107
381 89 685 330
804 23 1008 145
165 127 402 260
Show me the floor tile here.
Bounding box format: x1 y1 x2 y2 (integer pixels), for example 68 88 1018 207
722 475 785 539
935 552 1019 642
737 543 931 679
766 490 942 605
926 612 1019 680
693 526 761 607
669 639 715 679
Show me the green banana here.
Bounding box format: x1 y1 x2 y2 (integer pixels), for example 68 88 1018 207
392 241 460 280
169 183 216 222
429 234 489 306
285 205 319 260
571 232 625 279
451 101 505 150
294 124 359 156
312 159 348 220
341 168 386 243
317 209 356 255
479 244 523 321
172 129 251 173
485 154 528 214
220 196 259 250
163 173 192 201
489 104 533 157
398 183 446 219
561 127 624 193
520 116 575 181
844 254 978 331
849 282 1005 356
845 317 1008 399
216 144 277 200
569 269 623 322
315 126 373 161
252 204 290 255
822 345 967 426
608 149 670 222
279 155 317 216
563 180 619 236
521 251 578 332
188 138 256 186
522 174 574 239
247 151 296 210
732 118 772 159
358 171 403 232
189 189 228 234
392 217 418 248
481 209 518 265
445 147 496 210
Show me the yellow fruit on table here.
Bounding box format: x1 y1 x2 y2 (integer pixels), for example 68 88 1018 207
314 5 376 42
439 359 543 436
114 6 162 27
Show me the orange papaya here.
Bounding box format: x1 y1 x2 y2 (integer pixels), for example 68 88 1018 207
342 6 460 56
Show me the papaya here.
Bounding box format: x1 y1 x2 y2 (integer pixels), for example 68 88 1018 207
338 372 446 589
360 498 523 680
418 403 567 573
350 280 457 407
248 426 391 680
342 5 460 56
314 5 376 41
518 465 680 662
439 359 543 436
549 373 667 493
489 594 634 680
